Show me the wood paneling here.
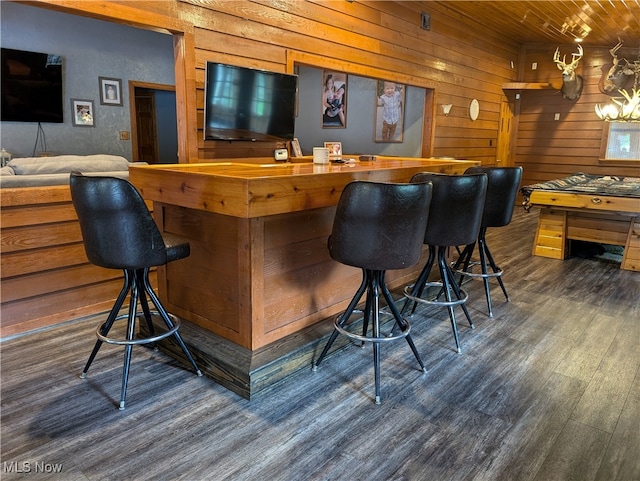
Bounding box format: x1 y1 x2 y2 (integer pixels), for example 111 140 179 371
178 0 521 163
513 44 640 188
441 1 640 47
22 1 640 168
0 186 155 338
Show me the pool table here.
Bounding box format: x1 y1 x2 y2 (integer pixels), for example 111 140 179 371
522 174 640 272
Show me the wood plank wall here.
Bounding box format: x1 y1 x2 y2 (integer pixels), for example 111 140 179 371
0 186 161 338
187 0 520 164
21 1 640 177
512 44 640 187
31 0 521 165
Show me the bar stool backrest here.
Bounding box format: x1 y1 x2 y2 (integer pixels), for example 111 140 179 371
464 166 523 228
410 172 487 247
70 172 168 270
328 180 432 271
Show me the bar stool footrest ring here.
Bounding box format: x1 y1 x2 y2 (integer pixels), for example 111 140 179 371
454 262 503 279
96 311 180 346
403 282 468 307
333 314 411 344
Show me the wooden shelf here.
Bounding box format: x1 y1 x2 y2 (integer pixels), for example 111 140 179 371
502 82 559 90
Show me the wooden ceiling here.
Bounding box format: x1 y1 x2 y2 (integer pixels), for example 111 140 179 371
432 1 640 48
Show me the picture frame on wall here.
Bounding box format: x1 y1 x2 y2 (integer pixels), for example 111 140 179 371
374 80 405 143
71 99 95 127
99 76 123 106
322 71 347 128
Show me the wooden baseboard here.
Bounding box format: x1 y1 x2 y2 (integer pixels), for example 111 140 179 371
149 306 402 400
145 312 339 399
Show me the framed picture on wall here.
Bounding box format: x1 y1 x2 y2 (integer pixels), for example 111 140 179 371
71 99 95 127
322 71 347 128
374 80 405 143
99 77 123 106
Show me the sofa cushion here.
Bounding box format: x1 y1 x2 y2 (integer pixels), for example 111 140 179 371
0 166 15 176
0 171 132 188
8 154 130 175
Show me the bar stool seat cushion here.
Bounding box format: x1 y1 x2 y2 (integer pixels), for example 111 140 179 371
163 232 191 263
328 182 430 271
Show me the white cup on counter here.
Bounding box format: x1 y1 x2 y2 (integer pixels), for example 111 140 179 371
313 147 330 164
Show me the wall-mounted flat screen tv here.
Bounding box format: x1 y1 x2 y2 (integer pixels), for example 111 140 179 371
1 47 64 123
204 62 297 141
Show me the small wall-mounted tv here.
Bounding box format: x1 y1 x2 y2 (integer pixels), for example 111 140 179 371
1 47 64 123
204 62 297 141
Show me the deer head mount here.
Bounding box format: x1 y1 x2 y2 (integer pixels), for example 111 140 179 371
553 45 584 100
602 39 640 94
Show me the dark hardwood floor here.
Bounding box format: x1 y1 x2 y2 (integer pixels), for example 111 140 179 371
1 208 638 481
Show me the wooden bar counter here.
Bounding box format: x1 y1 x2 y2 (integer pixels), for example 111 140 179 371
129 156 478 398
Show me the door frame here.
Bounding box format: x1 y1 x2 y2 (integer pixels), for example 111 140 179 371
496 96 516 166
128 81 176 163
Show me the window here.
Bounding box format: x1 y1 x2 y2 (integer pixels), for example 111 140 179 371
601 122 640 161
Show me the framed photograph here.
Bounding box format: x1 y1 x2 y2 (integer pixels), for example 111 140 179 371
324 141 343 160
99 76 123 106
71 99 95 127
322 71 347 128
374 80 405 143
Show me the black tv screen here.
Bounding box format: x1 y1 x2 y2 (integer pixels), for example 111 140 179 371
204 62 297 141
1 48 64 123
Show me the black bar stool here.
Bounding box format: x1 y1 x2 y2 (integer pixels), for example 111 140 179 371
70 172 202 410
312 180 432 404
452 166 523 317
402 172 487 353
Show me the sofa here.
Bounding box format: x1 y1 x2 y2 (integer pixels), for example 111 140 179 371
0 154 145 188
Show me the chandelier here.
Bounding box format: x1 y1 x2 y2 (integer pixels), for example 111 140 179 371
595 87 640 121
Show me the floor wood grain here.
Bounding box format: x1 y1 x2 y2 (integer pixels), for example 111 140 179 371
1 208 638 481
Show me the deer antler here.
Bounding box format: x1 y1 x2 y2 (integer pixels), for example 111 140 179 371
611 38 623 57
554 45 583 73
613 88 640 118
553 47 563 70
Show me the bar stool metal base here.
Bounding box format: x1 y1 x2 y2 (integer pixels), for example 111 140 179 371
452 230 509 318
313 269 427 405
80 268 202 410
401 246 474 354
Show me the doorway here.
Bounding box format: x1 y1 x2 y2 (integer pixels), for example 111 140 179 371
496 98 515 166
130 82 178 164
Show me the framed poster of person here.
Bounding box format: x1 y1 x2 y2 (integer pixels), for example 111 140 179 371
374 80 405 142
322 71 347 128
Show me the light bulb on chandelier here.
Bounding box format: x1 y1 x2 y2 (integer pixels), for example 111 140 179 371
595 87 640 122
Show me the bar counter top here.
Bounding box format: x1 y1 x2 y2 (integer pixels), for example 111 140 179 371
129 156 478 218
